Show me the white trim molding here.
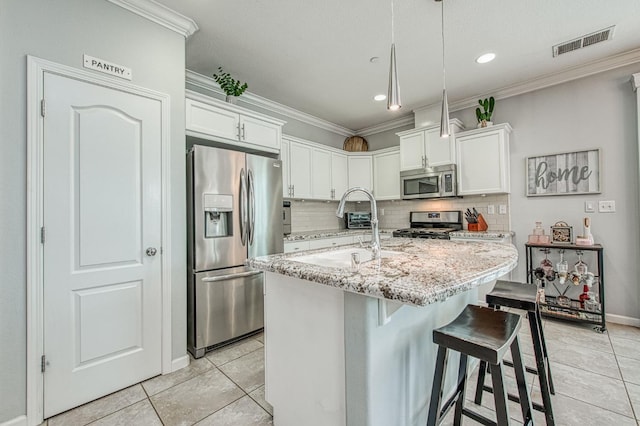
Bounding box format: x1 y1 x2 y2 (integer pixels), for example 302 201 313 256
0 416 27 426
171 355 190 372
355 115 414 137
26 56 173 426
606 313 640 328
415 47 640 116
186 70 354 137
107 0 198 37
632 72 640 91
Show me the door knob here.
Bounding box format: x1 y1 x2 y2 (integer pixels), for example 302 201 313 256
146 247 157 256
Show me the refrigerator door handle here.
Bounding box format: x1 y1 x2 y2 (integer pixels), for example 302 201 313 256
240 168 248 246
201 270 262 282
248 169 255 245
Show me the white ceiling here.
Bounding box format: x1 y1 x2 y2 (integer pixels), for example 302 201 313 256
156 0 640 131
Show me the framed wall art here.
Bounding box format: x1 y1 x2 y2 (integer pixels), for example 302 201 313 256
526 148 601 197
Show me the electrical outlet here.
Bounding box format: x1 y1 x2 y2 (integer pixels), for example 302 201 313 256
598 200 616 213
584 201 595 213
499 205 507 215
487 205 495 215
380 208 385 216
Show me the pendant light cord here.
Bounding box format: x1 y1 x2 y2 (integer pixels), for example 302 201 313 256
391 0 395 44
441 0 446 90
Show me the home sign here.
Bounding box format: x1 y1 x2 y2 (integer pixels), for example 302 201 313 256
526 149 600 196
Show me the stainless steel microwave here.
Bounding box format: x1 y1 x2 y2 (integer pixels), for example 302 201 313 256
400 165 457 199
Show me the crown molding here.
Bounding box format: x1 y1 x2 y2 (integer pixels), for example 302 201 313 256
107 0 198 37
632 73 640 91
415 48 640 114
186 70 354 137
355 115 415 136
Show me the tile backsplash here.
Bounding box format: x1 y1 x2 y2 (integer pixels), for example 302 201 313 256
289 195 511 233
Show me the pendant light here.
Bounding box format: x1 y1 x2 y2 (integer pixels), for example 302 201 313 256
437 0 450 137
387 0 401 111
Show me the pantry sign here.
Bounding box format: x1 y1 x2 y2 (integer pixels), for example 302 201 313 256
526 149 601 196
83 54 132 80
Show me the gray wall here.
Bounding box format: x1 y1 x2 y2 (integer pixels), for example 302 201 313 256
451 64 640 320
0 0 187 422
363 124 414 150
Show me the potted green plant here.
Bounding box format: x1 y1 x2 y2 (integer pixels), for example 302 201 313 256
213 66 248 103
475 96 495 128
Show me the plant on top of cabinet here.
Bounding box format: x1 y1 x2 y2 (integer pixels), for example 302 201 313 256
475 96 495 128
213 67 248 101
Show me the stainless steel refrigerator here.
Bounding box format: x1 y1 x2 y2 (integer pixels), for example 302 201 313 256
187 144 283 358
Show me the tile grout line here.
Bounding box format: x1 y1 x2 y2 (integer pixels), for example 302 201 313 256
608 330 640 423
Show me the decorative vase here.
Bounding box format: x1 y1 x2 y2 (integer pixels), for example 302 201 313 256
225 95 237 104
477 120 493 128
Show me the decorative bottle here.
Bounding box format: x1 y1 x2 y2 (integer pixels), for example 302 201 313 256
579 285 590 309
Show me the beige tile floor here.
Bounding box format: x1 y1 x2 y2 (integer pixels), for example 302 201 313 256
43 319 640 425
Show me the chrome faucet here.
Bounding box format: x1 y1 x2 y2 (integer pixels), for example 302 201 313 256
336 187 381 261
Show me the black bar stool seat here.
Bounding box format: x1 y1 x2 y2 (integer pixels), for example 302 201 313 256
475 280 555 425
428 304 533 426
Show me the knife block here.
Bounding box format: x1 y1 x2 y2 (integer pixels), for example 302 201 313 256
468 214 488 232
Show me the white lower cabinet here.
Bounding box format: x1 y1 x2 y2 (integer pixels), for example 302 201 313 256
284 233 391 254
456 123 512 196
283 241 310 253
373 148 400 200
308 236 354 250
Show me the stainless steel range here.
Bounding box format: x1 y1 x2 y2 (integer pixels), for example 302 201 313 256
393 211 463 240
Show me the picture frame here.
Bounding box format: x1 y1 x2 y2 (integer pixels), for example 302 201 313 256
526 148 601 196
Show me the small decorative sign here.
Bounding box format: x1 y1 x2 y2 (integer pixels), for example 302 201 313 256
83 54 132 80
526 149 600 196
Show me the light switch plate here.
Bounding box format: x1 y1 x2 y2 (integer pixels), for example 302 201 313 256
598 200 616 213
584 201 595 213
499 205 507 215
487 205 495 215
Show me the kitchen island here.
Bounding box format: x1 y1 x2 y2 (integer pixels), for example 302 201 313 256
247 238 518 426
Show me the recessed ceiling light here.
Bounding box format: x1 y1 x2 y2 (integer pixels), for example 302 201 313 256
476 53 496 64
374 94 387 101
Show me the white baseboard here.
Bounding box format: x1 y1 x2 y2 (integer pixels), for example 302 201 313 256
171 354 190 372
0 415 27 426
606 313 640 327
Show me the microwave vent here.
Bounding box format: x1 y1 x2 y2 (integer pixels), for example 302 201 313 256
552 26 615 57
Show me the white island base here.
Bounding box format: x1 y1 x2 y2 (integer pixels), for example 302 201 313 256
264 272 481 426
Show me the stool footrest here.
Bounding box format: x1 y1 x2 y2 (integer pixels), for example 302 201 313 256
461 407 497 426
503 359 539 375
480 384 546 412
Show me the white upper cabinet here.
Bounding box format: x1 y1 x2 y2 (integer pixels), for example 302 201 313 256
373 148 400 200
331 152 349 201
397 119 463 171
311 148 332 200
288 140 313 199
456 123 512 196
281 138 291 199
186 91 285 153
347 155 373 201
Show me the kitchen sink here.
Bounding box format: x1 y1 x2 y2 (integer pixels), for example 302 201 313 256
292 247 403 268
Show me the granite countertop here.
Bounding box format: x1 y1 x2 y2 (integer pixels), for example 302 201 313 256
449 230 515 239
248 238 518 307
284 228 395 242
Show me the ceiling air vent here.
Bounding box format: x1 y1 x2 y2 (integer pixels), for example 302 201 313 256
552 26 615 57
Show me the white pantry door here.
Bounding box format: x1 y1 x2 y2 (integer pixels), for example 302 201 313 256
42 72 162 417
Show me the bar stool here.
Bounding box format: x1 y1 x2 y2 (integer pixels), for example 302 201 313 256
427 304 534 426
474 280 555 425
